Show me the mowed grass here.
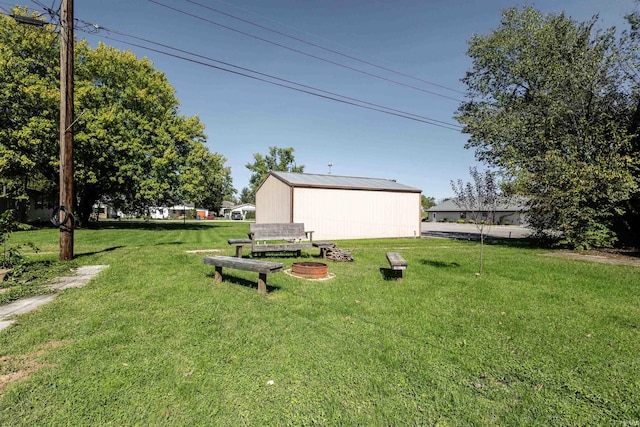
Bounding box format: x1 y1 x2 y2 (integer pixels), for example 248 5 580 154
1 221 639 425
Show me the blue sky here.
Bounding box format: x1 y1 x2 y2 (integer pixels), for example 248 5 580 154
21 0 640 199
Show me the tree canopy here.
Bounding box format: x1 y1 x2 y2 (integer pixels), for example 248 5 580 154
456 6 640 249
245 146 304 201
0 9 233 223
421 195 436 212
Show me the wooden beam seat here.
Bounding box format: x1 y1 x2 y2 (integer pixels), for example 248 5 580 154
250 223 313 257
384 252 407 280
227 238 253 258
203 255 283 295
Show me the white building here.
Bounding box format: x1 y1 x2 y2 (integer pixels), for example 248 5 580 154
255 171 422 240
230 203 255 219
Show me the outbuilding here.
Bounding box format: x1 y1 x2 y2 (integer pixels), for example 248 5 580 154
427 197 529 225
255 171 422 240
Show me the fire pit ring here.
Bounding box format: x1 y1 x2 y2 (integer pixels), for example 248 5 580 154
291 262 328 279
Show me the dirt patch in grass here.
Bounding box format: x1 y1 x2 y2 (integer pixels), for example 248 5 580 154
0 340 66 395
545 249 640 267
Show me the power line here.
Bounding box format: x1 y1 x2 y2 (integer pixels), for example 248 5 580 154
74 25 462 131
184 0 466 95
147 0 464 103
76 19 462 130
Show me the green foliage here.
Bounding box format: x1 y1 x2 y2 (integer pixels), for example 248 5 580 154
246 146 304 198
421 195 436 211
0 11 231 224
0 9 59 199
0 210 37 269
456 6 640 249
238 187 253 204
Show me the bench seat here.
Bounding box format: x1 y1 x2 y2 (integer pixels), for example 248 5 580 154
203 256 283 294
384 252 407 280
250 223 313 257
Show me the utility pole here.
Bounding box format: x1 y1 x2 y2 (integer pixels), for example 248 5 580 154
59 0 74 260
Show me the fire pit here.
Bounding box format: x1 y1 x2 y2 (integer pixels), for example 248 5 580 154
291 262 328 279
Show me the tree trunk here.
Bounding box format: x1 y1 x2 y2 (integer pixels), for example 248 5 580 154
479 233 484 275
76 188 99 228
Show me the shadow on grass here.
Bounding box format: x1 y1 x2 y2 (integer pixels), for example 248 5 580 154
424 231 547 250
420 259 461 268
379 268 404 280
205 272 280 294
86 221 237 231
75 246 125 258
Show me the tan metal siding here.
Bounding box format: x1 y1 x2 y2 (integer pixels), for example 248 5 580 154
293 188 420 240
255 175 291 223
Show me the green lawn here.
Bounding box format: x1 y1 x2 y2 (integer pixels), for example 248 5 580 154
1 222 638 425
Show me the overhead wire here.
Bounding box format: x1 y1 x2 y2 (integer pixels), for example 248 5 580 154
147 0 464 103
80 30 462 131
184 0 466 95
3 2 461 130
75 18 462 130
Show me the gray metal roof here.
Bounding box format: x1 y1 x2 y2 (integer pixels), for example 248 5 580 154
427 197 528 212
269 171 421 193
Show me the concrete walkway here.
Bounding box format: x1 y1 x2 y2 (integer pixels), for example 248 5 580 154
0 265 109 332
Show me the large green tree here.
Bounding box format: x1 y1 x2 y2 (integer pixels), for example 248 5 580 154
245 146 304 200
0 8 58 215
0 10 232 223
456 7 639 249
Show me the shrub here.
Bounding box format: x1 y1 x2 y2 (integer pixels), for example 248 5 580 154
457 219 465 224
0 210 38 271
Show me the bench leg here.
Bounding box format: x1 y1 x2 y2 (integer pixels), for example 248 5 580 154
380 268 403 281
214 266 223 284
235 245 243 258
257 273 267 295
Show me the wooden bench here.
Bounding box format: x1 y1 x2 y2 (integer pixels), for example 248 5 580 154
203 256 283 295
227 238 253 257
250 223 313 257
384 252 408 280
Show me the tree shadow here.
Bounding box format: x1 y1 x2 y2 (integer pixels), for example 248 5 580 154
74 246 125 258
423 230 546 250
205 272 280 294
87 221 235 231
420 259 461 268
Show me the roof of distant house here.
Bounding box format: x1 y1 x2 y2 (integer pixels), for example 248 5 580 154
231 203 255 211
265 171 421 193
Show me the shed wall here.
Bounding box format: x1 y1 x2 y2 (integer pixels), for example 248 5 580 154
292 187 420 240
255 176 291 223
